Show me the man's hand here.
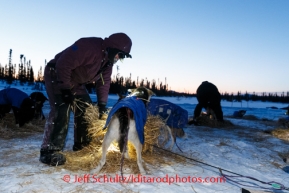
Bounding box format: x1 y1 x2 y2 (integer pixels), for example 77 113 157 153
61 89 74 104
98 103 107 119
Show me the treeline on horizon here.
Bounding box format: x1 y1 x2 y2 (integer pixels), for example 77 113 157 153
1 49 289 103
0 49 43 84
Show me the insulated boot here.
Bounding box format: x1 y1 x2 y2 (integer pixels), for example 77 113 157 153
40 149 55 164
40 149 66 166
50 152 66 166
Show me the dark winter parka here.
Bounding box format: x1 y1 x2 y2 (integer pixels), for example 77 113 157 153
40 33 132 150
48 33 132 104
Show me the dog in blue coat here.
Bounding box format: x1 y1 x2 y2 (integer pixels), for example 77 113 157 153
0 88 47 127
93 87 154 175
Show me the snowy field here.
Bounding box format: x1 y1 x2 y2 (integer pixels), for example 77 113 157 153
0 83 289 193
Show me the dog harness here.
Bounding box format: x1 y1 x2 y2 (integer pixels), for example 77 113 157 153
104 96 147 144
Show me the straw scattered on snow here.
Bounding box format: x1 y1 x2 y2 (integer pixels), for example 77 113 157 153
63 103 187 173
194 114 234 128
271 128 289 142
0 113 45 139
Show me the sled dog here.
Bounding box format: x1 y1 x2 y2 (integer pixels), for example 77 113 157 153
93 87 154 175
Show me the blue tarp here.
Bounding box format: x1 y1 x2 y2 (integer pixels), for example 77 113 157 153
147 98 188 128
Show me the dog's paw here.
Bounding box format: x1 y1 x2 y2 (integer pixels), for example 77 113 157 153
91 165 103 174
140 170 147 175
168 145 174 151
91 169 100 175
182 133 188 139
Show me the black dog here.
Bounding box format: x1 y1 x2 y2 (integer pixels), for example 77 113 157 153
29 92 48 120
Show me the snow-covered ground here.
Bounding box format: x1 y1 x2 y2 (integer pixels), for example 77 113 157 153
0 83 289 193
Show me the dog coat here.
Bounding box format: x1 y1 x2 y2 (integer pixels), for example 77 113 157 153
104 96 147 144
147 98 188 129
0 88 28 108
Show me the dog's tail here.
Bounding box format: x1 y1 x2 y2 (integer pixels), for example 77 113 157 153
118 108 132 153
118 107 133 180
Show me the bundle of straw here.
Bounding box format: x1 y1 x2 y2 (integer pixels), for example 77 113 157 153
64 103 106 171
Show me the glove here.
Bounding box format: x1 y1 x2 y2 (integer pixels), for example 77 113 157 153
61 89 74 104
98 103 107 119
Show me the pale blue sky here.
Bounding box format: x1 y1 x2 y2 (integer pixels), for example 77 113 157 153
0 0 288 94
